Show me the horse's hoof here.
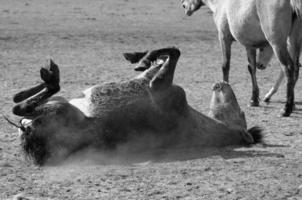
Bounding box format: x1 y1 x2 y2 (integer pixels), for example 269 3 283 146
135 60 151 71
263 97 270 103
256 63 266 70
135 66 148 71
249 100 259 107
123 51 148 64
279 108 292 117
40 59 60 85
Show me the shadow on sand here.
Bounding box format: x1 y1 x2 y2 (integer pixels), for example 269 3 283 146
56 144 286 166
261 100 302 115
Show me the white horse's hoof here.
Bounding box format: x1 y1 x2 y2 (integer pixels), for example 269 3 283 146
263 97 270 103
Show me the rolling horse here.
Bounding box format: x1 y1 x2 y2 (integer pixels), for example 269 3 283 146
11 47 262 165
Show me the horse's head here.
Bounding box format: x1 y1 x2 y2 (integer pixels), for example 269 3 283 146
12 61 97 165
181 0 204 16
18 98 91 165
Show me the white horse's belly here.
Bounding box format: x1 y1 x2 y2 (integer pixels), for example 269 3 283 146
226 0 267 47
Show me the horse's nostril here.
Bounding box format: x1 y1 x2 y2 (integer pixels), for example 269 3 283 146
183 4 186 9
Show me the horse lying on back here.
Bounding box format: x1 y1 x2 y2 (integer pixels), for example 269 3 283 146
12 47 262 165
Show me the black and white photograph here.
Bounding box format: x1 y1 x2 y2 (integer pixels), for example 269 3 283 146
1 0 302 199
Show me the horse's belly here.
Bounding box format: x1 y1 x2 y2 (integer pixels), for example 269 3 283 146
226 0 267 47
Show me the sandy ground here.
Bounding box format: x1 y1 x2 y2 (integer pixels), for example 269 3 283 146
0 0 302 199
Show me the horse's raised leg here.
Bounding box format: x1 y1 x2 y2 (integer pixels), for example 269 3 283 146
148 48 181 90
219 34 232 82
123 51 148 65
12 60 60 117
256 45 283 101
124 47 181 89
13 83 46 103
263 70 284 102
246 48 259 106
263 18 302 103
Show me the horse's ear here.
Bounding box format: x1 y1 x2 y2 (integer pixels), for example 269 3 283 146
123 51 148 64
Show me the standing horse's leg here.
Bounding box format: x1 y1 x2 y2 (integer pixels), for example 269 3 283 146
264 18 302 103
263 70 284 102
258 2 296 116
219 33 232 82
288 18 302 84
246 47 259 106
270 44 295 116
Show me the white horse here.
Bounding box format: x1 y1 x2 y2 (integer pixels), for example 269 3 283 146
181 0 302 116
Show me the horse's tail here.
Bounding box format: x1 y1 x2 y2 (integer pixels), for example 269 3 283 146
247 126 263 144
290 0 302 17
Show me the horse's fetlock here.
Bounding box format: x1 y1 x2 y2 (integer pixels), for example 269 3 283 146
47 84 60 94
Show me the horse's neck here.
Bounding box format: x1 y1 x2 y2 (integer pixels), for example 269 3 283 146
203 0 223 14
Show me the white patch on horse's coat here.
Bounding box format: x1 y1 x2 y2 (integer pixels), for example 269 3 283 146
69 98 90 116
20 118 32 127
82 86 96 98
19 119 32 136
69 86 95 117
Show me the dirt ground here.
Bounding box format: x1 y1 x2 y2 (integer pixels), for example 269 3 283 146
0 0 302 199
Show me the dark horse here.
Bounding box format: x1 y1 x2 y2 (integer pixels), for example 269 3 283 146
12 47 262 165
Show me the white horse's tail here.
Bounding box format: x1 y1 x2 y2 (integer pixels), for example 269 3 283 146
291 0 302 17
